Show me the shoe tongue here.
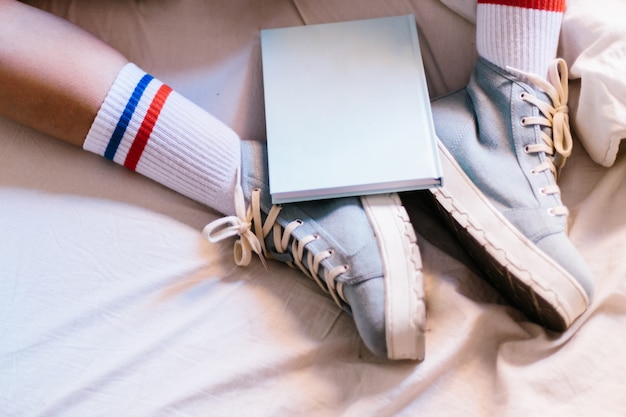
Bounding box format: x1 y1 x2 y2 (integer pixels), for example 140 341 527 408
239 140 273 210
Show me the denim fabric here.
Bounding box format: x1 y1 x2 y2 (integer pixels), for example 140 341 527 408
431 57 593 298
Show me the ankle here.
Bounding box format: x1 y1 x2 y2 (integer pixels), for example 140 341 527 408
84 63 241 215
476 0 565 80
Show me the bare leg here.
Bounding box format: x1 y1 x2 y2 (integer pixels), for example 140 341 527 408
0 0 128 146
0 0 240 215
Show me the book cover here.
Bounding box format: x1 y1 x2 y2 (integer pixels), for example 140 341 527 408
260 15 442 204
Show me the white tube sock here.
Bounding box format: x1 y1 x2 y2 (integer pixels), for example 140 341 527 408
84 63 240 216
476 0 565 79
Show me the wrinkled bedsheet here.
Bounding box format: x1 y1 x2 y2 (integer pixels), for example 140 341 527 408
2 1 626 416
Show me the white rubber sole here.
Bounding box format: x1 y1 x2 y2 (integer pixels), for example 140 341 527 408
361 193 425 361
428 139 589 330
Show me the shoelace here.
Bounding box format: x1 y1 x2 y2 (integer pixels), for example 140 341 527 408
507 58 573 217
202 180 349 307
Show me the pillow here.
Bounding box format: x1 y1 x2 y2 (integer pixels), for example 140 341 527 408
561 0 626 167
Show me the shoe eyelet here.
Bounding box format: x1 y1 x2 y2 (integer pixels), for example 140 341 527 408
539 187 547 195
520 117 528 126
523 145 531 154
312 233 320 240
295 219 303 225
519 92 527 100
327 249 334 256
530 168 538 175
547 208 557 216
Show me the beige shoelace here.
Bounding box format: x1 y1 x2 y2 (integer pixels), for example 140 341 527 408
202 181 348 307
508 58 573 216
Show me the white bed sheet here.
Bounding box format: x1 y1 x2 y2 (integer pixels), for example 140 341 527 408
2 1 626 416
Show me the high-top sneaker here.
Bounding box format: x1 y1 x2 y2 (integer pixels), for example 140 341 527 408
425 57 593 331
204 140 425 360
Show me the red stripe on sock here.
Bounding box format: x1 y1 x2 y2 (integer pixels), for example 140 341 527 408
124 84 173 171
477 0 565 12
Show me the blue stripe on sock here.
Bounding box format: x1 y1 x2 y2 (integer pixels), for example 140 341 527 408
104 73 154 161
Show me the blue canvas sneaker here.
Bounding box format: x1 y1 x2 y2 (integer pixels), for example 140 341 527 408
204 140 425 360
426 57 594 331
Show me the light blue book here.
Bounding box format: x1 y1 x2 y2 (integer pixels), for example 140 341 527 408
260 15 442 204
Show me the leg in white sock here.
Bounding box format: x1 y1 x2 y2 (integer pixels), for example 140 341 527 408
476 0 565 79
84 64 240 216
